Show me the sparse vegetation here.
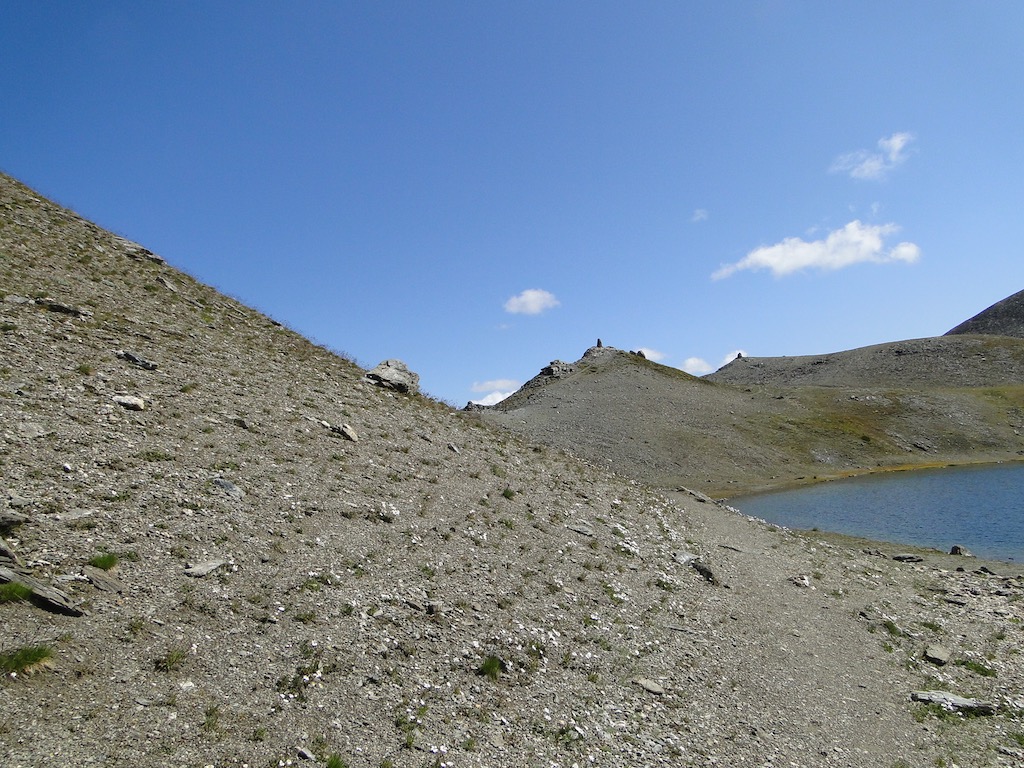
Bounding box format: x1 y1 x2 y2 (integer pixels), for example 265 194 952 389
0 582 33 603
0 644 53 676
88 552 119 571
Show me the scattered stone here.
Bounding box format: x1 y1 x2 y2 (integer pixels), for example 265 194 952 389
7 495 33 509
634 678 665 695
116 350 158 370
911 689 996 716
789 574 812 589
892 553 924 563
447 442 460 454
365 359 420 394
924 644 951 666
296 747 315 760
230 416 253 430
212 478 245 499
948 544 975 556
156 276 178 292
184 560 227 578
113 394 146 411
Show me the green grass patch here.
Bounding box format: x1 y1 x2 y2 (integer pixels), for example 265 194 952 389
477 655 506 681
955 658 996 677
88 552 119 571
0 582 33 603
0 644 53 675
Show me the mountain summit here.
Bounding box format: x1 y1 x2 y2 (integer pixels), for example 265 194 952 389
946 288 1024 338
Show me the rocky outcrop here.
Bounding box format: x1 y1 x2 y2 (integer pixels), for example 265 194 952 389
364 358 419 393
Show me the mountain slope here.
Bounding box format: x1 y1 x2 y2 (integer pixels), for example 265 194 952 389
478 342 1024 495
946 288 1024 338
3 173 1024 767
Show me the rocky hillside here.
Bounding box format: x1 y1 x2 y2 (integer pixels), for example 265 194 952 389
4 173 1024 767
946 288 1024 338
477 340 1024 495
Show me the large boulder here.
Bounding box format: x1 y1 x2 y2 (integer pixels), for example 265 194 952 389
365 359 419 394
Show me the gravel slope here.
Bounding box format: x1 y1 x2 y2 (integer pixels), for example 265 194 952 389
3 173 1024 768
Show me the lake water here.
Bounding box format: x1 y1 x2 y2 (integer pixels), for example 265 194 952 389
730 462 1024 562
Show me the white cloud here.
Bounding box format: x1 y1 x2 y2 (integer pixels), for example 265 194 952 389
471 379 520 393
637 347 666 362
470 390 516 406
830 131 914 180
681 350 747 376
711 220 920 280
504 288 560 315
691 208 709 223
682 357 713 375
720 349 747 368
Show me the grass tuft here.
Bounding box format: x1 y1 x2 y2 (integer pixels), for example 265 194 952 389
0 582 33 603
0 644 54 676
88 552 119 571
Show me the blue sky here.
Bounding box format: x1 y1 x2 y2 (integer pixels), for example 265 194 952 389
3 2 1023 405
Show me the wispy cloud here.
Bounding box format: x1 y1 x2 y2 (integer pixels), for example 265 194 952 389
712 220 920 280
681 350 746 376
830 132 914 180
691 208 709 223
504 288 560 315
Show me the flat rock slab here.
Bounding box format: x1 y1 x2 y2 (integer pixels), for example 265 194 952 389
0 566 84 616
113 395 146 411
634 678 666 695
911 689 996 715
184 560 227 577
83 565 126 593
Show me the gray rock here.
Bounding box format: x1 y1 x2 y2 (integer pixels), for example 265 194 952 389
83 564 125 593
184 560 228 577
331 423 358 442
892 553 924 562
949 545 975 557
911 689 996 715
924 644 951 666
365 359 420 394
0 566 84 616
0 509 29 530
690 559 720 585
116 350 158 370
212 478 245 499
33 297 91 317
113 394 146 411
634 678 666 695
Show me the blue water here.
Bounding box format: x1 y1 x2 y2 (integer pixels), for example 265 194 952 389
731 463 1024 562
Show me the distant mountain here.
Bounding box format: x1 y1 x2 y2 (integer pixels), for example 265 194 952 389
479 330 1024 494
946 288 1024 338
